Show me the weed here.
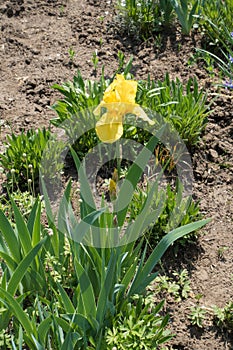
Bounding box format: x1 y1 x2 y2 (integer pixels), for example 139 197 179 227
117 0 162 40
105 296 173 349
189 305 207 327
68 47 75 62
91 50 99 72
217 246 229 260
170 0 200 35
155 269 191 302
213 303 233 330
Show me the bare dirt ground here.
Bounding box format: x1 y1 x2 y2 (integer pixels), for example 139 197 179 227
0 0 233 349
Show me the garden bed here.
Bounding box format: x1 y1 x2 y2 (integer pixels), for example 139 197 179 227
0 1 232 349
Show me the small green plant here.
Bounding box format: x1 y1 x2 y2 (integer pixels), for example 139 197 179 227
169 0 200 35
197 29 233 89
0 190 39 222
195 293 203 302
159 0 174 26
189 51 216 77
59 5 65 16
137 73 211 147
155 269 191 301
0 128 62 191
0 328 11 349
128 181 201 247
189 305 207 327
213 303 233 330
105 296 173 349
91 50 99 72
44 251 66 283
99 37 103 46
155 275 180 300
202 53 216 77
0 129 49 190
200 0 233 51
173 269 191 299
117 0 162 39
68 47 76 62
217 246 229 260
117 50 126 72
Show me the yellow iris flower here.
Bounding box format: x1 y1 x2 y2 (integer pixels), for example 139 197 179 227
94 74 154 143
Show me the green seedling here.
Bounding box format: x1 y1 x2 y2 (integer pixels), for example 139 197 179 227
92 50 99 71
68 47 76 61
189 306 207 328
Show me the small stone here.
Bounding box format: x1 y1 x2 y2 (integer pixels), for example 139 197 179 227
209 149 218 160
26 89 35 95
218 141 231 154
197 268 209 281
34 104 43 112
27 79 37 88
39 98 50 106
6 8 14 18
34 84 45 94
31 49 40 55
195 68 206 79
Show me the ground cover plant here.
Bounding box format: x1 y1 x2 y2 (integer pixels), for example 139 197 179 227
0 128 51 190
0 0 232 349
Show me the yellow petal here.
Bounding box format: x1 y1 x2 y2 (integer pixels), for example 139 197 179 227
102 88 118 103
94 102 137 120
131 105 155 125
98 103 154 125
103 75 138 104
94 103 154 143
95 112 123 143
117 80 137 104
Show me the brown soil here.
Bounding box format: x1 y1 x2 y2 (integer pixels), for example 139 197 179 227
0 1 233 349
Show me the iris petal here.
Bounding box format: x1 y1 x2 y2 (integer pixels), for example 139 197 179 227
94 75 154 143
95 112 123 143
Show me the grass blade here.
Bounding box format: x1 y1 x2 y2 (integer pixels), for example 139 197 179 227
74 259 97 318
61 333 80 350
32 200 42 246
7 237 47 296
71 147 96 215
37 316 52 347
116 131 164 226
96 252 116 326
27 197 39 235
56 282 75 314
40 176 60 258
11 197 32 255
0 251 17 272
0 210 21 263
129 218 210 295
0 287 35 336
